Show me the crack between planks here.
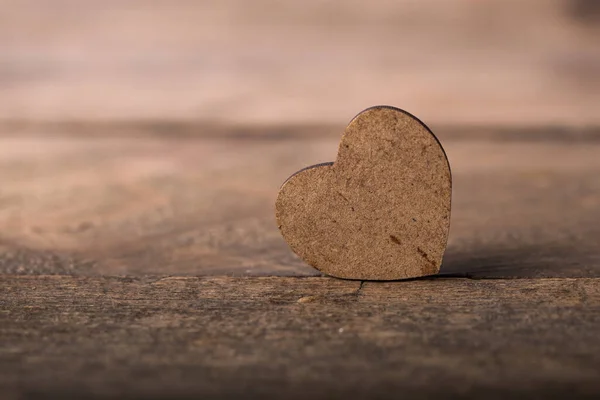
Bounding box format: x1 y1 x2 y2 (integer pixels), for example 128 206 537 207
354 280 365 297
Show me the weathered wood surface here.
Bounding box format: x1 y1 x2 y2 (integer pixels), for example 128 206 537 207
0 123 599 398
1 276 599 400
0 123 599 399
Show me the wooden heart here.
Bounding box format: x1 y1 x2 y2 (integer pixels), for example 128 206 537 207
275 106 452 280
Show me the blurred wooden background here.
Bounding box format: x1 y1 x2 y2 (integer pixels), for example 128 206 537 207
0 0 598 125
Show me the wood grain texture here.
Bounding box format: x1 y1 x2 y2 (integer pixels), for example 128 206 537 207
1 276 599 399
276 107 451 280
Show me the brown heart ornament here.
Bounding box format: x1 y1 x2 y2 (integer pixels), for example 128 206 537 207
275 106 451 280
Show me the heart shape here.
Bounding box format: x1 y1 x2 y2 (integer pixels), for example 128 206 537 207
276 106 452 280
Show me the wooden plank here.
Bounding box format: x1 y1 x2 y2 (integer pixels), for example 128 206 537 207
0 128 599 278
1 276 598 399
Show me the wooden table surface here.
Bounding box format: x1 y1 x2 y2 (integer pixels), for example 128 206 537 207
1 123 599 399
